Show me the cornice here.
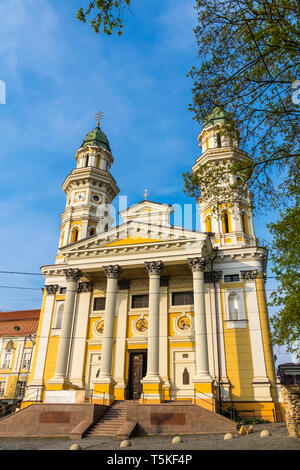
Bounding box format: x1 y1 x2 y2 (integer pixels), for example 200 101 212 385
61 167 119 196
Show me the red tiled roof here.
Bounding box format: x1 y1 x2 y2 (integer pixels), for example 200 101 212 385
0 309 40 337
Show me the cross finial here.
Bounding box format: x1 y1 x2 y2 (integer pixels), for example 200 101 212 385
95 110 104 127
143 189 149 200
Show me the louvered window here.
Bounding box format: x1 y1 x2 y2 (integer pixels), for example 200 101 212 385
171 291 194 306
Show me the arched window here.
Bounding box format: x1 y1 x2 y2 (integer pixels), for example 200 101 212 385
71 227 79 243
183 367 190 385
228 293 239 320
205 216 212 233
222 210 231 233
89 227 96 237
104 224 109 232
55 303 64 329
241 212 249 235
216 132 221 147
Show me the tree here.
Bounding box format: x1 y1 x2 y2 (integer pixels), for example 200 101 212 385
77 0 132 35
183 0 299 210
268 204 300 354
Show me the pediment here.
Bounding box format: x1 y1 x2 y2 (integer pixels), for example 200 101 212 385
59 219 212 261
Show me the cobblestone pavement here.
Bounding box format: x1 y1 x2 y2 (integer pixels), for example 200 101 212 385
0 423 299 451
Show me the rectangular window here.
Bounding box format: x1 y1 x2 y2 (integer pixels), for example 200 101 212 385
93 297 106 311
224 274 240 283
131 294 149 309
171 291 194 306
16 381 26 398
22 352 31 369
1 352 12 369
59 287 66 294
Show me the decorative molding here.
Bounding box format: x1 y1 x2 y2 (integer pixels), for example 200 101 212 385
45 284 59 295
188 257 206 272
104 264 122 279
118 279 131 290
63 268 82 282
145 260 164 276
77 281 94 293
241 269 259 279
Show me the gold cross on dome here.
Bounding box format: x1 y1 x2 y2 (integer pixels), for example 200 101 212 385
143 189 149 200
95 110 104 127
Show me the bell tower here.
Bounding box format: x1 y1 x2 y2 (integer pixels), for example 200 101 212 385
56 115 119 261
192 106 256 247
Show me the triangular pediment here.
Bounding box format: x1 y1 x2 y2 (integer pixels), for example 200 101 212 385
58 218 212 262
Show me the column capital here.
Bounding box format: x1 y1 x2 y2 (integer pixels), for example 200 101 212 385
145 261 164 276
77 281 94 293
188 257 206 272
63 268 82 282
45 284 59 295
240 269 266 280
104 264 122 279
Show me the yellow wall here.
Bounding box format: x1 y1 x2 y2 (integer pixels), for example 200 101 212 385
220 282 254 401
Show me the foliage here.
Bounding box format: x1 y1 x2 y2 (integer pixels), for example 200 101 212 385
184 0 300 210
268 204 300 354
77 0 132 35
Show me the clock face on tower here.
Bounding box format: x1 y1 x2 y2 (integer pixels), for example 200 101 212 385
74 191 86 202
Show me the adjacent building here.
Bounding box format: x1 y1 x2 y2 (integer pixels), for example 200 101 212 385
0 310 39 407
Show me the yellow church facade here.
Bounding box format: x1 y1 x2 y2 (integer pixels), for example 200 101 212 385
23 108 282 422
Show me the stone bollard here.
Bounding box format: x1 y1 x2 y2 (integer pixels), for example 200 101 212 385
224 433 234 440
260 430 271 437
172 436 182 444
70 443 81 450
120 440 131 448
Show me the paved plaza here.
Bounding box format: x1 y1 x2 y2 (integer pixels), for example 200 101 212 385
0 423 299 451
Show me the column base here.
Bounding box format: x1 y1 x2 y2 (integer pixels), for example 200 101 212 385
47 375 74 391
93 378 115 405
140 376 164 404
114 380 126 400
193 380 216 412
252 377 272 401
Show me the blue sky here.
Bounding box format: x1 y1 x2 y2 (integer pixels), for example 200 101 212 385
0 0 289 362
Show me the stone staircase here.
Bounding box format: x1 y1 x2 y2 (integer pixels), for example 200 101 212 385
85 401 127 437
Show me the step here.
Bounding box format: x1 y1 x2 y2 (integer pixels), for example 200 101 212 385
86 402 128 437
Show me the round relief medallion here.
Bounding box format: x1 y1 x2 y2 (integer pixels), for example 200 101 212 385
96 320 104 335
135 317 148 333
177 315 191 332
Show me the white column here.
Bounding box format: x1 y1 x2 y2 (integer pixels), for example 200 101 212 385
242 270 272 401
114 284 130 392
159 281 169 388
51 268 81 383
69 281 93 387
143 261 163 382
99 265 122 380
25 284 58 400
188 257 211 382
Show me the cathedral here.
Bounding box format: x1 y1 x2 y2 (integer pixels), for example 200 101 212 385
22 107 282 422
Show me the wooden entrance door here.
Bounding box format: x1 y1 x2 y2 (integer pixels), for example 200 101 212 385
127 351 147 400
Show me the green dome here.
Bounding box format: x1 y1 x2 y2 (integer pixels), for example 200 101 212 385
203 106 232 129
81 126 111 151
